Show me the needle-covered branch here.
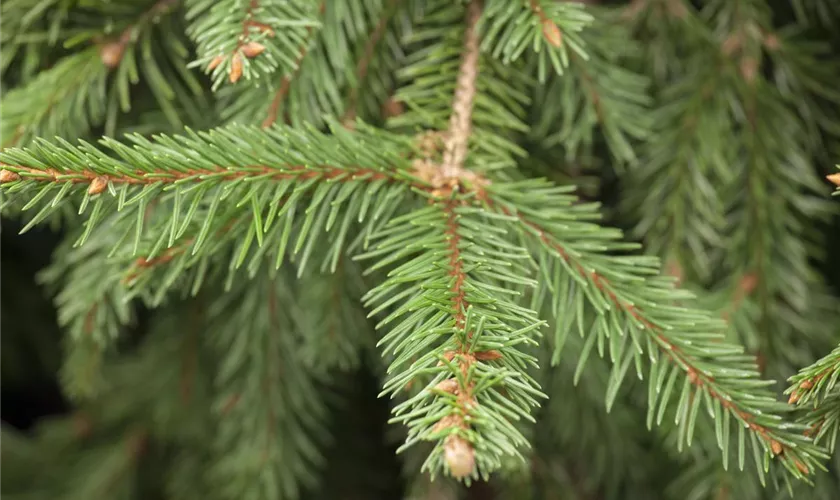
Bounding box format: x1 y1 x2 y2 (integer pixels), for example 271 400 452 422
529 7 652 164
788 343 840 451
186 0 320 88
389 0 531 171
222 1 386 129
208 272 328 499
358 197 545 480
1 0 201 146
479 0 591 79
482 178 827 484
0 123 418 264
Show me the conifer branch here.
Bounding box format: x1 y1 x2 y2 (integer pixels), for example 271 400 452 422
98 0 180 67
426 0 484 478
2 0 202 147
186 0 320 88
481 180 827 481
209 273 328 498
0 125 419 277
788 344 840 451
480 0 591 78
0 49 107 149
788 344 840 406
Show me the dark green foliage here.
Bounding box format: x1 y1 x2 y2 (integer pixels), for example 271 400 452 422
1 0 839 499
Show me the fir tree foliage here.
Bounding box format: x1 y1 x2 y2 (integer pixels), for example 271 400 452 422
1 0 839 497
185 0 321 89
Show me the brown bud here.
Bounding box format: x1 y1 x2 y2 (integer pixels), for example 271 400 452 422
382 97 404 119
437 351 457 367
241 42 266 58
444 435 475 479
474 350 503 361
763 34 780 51
88 176 108 195
827 173 840 187
433 414 465 433
739 274 758 294
722 35 741 56
0 169 20 183
229 53 243 83
100 42 125 69
435 379 460 394
541 19 562 48
73 413 93 438
795 460 809 475
687 369 699 385
800 379 814 390
788 391 800 405
770 440 783 455
740 57 758 84
208 54 225 70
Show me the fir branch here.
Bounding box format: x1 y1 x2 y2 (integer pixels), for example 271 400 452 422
1 0 203 147
208 273 328 499
37 225 136 399
482 179 827 482
0 124 418 256
360 198 545 480
390 0 532 171
530 7 652 164
479 0 592 79
295 259 373 373
223 1 383 129
186 0 320 88
0 48 108 148
360 1 545 480
626 57 729 279
788 344 840 407
715 2 836 377
787 342 840 452
0 0 72 74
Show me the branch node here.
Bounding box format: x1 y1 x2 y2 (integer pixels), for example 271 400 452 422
0 169 20 183
444 434 475 478
88 176 108 195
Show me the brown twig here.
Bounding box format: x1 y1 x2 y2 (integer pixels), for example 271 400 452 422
430 0 484 480
440 1 481 179
2 163 395 189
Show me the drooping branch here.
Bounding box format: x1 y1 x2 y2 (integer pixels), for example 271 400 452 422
431 0 483 479
486 191 821 475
